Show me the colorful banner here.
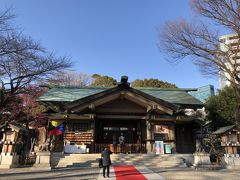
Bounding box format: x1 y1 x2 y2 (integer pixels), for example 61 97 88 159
48 121 65 136
51 120 62 127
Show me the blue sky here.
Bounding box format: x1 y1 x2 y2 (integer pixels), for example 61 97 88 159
1 0 219 88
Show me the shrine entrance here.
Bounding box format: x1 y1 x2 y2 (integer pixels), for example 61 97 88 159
94 119 145 153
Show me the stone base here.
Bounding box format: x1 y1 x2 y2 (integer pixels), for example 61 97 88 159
224 155 240 169
31 164 52 170
50 152 64 168
193 153 211 168
224 154 239 158
0 155 19 169
191 164 222 170
33 152 51 170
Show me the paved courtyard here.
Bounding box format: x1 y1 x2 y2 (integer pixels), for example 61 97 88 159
0 166 239 180
155 168 239 180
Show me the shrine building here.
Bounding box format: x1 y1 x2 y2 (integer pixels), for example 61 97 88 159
38 76 204 154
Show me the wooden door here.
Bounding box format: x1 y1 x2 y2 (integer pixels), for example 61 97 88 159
175 123 195 153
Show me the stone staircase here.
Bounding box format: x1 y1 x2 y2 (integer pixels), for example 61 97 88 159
54 154 100 168
111 154 187 168
53 153 191 168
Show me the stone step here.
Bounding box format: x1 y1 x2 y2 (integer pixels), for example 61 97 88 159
63 154 100 157
55 154 187 168
58 161 184 166
60 157 182 162
56 162 98 168
111 159 182 163
59 158 99 161
111 156 162 159
57 162 98 165
57 164 98 168
111 156 180 159
60 157 179 161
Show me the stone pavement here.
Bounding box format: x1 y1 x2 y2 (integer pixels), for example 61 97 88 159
0 167 99 180
153 167 240 180
0 166 239 180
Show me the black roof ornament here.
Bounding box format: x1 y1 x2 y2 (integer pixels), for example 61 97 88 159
118 76 130 87
121 76 128 83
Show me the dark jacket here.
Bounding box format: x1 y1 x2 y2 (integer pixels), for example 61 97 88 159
101 149 112 166
113 135 117 145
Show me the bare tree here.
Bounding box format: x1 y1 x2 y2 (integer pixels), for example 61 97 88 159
45 71 91 87
159 0 240 127
0 8 15 33
0 9 71 109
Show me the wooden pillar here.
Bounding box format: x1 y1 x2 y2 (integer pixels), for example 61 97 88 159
169 124 176 153
227 146 233 154
2 132 6 141
2 142 8 155
7 143 13 155
233 147 237 154
146 120 154 153
90 114 95 153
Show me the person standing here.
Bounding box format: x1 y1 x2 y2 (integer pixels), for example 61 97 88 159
113 133 117 153
119 133 125 153
136 135 141 153
101 147 112 178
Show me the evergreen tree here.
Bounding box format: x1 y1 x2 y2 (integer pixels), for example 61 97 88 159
206 87 237 130
131 78 177 88
91 74 117 87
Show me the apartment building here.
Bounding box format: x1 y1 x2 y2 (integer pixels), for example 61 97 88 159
219 33 240 89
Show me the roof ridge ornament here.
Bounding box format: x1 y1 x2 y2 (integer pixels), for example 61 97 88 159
118 75 130 87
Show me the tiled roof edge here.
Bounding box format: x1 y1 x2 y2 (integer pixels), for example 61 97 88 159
45 86 198 92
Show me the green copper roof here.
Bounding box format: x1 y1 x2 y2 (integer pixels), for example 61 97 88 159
38 87 108 102
212 125 235 134
139 88 202 105
38 86 203 106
